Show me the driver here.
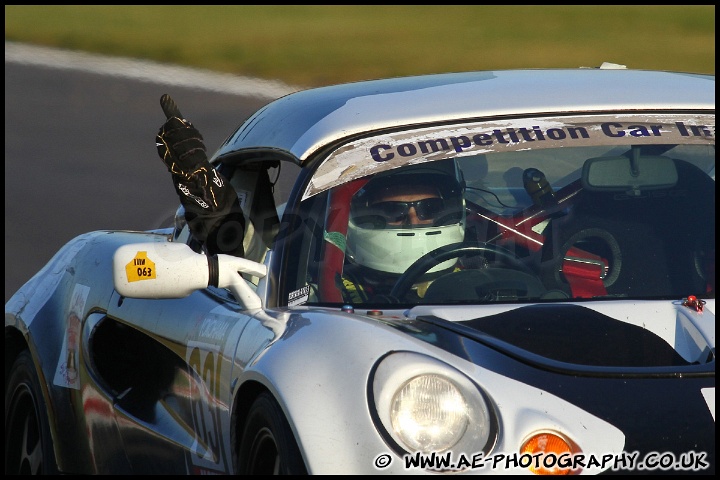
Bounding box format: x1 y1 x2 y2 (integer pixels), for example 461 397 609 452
340 162 467 303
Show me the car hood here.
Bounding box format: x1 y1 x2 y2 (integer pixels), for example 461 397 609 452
404 299 715 372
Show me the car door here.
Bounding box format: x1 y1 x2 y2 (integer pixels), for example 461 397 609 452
101 287 262 474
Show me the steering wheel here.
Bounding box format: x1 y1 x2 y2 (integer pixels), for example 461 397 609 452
389 241 535 300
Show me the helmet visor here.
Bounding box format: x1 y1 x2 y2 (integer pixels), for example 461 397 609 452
368 197 445 222
353 196 462 228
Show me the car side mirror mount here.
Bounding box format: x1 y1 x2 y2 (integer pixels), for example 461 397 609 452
113 241 267 310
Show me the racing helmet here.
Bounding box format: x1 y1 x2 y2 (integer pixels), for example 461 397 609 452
346 160 466 275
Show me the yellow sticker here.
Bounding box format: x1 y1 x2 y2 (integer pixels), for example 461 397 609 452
125 251 156 283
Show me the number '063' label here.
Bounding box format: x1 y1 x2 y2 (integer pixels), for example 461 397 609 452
125 251 156 282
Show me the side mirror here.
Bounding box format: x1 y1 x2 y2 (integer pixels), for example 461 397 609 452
113 241 267 310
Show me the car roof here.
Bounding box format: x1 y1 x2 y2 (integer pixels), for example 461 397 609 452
211 67 715 166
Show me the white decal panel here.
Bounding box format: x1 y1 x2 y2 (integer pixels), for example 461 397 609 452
702 388 715 421
53 283 90 389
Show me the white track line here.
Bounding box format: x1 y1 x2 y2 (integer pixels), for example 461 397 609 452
5 41 300 99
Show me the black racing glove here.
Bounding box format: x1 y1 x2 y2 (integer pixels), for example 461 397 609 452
155 94 245 257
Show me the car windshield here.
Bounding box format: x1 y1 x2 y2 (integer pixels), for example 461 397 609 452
281 113 715 307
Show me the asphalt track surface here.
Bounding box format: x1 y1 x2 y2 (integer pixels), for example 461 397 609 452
5 42 299 302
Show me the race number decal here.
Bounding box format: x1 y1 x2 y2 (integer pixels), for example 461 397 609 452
124 251 156 282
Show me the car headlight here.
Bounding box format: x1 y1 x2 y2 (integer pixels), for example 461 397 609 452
370 352 497 457
391 374 469 452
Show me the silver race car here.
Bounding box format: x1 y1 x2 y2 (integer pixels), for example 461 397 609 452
5 65 715 474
